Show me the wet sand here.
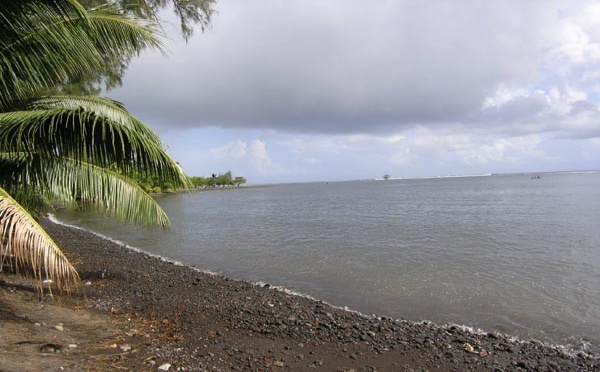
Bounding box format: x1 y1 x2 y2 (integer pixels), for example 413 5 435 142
1 219 598 371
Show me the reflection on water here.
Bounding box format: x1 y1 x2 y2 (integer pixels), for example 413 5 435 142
54 172 600 352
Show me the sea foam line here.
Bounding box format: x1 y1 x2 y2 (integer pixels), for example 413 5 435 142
46 213 220 277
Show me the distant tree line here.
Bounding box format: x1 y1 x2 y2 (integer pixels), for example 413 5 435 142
189 171 247 189
135 171 247 193
135 172 178 194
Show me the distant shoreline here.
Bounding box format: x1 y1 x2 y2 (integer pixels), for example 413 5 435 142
150 184 272 196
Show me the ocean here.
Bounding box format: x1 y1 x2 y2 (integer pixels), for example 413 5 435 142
52 171 600 353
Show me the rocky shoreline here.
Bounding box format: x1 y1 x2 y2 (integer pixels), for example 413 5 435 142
20 220 600 370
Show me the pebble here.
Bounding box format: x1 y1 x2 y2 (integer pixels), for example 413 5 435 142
463 343 475 353
39 344 61 353
54 324 64 331
516 360 528 369
158 363 172 371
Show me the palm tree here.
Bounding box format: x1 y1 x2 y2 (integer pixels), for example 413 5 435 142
0 0 189 291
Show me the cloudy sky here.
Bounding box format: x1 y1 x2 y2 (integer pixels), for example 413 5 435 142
112 0 600 184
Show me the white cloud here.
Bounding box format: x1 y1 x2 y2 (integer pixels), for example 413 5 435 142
209 139 287 176
210 139 248 159
110 1 600 182
113 0 600 139
246 140 277 175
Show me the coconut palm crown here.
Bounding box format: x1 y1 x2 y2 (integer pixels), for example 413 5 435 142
0 0 189 290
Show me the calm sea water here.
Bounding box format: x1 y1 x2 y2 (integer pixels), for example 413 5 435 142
53 172 600 352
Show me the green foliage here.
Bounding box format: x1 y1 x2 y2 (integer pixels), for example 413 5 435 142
52 0 217 95
79 0 216 40
0 0 193 289
189 171 247 188
135 171 176 193
1 1 164 111
234 176 247 187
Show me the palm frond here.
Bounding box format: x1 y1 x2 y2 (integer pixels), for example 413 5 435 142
0 1 164 111
0 107 190 189
0 152 171 227
0 152 54 215
0 153 170 228
47 160 171 227
28 95 162 144
0 186 78 290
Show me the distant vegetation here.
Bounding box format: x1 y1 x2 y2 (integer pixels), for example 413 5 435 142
134 171 247 193
189 171 247 189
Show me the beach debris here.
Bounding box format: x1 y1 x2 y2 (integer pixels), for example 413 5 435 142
53 323 64 331
308 360 324 368
158 363 172 371
68 344 77 348
144 355 157 366
463 343 475 353
479 350 489 357
487 331 501 339
126 328 139 337
39 343 61 353
273 361 284 367
119 344 132 352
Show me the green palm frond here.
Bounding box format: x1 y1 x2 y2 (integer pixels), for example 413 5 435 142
0 106 190 189
0 152 53 215
0 186 79 290
0 0 188 291
0 1 164 111
0 151 170 226
47 160 171 227
28 95 162 144
0 0 87 39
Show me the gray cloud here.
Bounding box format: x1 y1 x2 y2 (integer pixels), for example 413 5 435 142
113 0 600 137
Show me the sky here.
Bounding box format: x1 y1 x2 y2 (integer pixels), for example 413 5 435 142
111 0 600 184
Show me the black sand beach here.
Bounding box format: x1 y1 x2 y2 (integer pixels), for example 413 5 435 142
1 219 598 371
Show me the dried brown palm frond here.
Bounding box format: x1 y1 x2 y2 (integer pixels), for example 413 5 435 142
0 187 79 291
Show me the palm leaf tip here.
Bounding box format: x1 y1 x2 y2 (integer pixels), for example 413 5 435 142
0 188 79 291
46 160 171 228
